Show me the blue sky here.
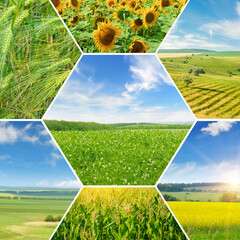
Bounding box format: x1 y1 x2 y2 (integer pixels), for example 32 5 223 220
44 55 195 123
0 121 81 188
159 0 240 51
160 121 240 184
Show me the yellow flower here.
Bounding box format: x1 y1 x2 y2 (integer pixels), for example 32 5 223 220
160 0 173 8
93 22 122 52
51 0 66 13
69 0 80 11
130 17 143 31
119 0 127 7
128 0 137 10
143 8 158 28
129 38 149 53
173 2 179 8
68 15 80 26
92 16 108 27
106 0 116 8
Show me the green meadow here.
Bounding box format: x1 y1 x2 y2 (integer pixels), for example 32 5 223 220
160 52 240 118
0 188 78 240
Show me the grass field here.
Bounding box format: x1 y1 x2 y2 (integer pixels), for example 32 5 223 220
52 188 186 240
162 191 240 202
168 201 240 239
160 53 240 118
0 198 72 240
0 188 78 240
50 127 189 185
0 0 80 118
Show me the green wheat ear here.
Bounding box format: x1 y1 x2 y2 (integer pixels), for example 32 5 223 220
0 6 16 25
46 58 72 71
1 27 12 54
13 10 29 29
0 72 13 90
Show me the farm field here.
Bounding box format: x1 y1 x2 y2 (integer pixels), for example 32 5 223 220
162 191 240 202
0 0 80 118
52 187 186 240
168 201 240 239
51 0 187 53
48 123 189 185
0 188 78 240
159 53 240 118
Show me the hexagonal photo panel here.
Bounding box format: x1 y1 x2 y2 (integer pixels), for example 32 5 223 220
158 120 240 239
0 121 81 240
158 0 240 119
51 187 187 239
43 54 195 185
0 0 81 119
50 0 189 53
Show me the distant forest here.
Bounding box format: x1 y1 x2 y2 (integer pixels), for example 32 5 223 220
45 120 191 131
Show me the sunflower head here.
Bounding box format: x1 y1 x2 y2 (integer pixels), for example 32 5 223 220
92 16 108 27
119 0 127 7
106 0 116 8
69 0 81 11
143 7 158 28
160 0 173 8
129 38 149 53
173 2 179 8
94 9 104 16
68 15 81 26
180 0 188 5
51 0 66 13
93 22 122 52
128 0 137 10
113 6 131 22
130 17 143 31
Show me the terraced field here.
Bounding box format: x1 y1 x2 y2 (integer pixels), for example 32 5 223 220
160 54 240 118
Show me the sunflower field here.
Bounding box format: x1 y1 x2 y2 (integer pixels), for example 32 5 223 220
51 0 188 53
0 0 80 119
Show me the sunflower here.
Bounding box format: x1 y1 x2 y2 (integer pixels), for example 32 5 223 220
92 16 108 27
69 0 80 11
106 0 116 8
113 6 131 22
68 15 80 26
130 17 143 31
160 0 173 8
129 38 149 53
51 0 65 13
128 0 137 10
143 8 158 28
119 0 127 7
93 22 122 52
173 2 179 8
94 9 104 16
180 0 188 5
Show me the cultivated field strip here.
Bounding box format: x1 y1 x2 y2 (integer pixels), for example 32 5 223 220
162 56 240 118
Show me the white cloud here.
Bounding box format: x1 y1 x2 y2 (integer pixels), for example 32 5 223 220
236 1 240 16
200 20 240 40
123 56 172 97
160 33 230 50
44 152 62 167
37 180 49 187
201 121 236 136
54 180 82 188
39 129 49 136
0 123 39 144
0 155 10 161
